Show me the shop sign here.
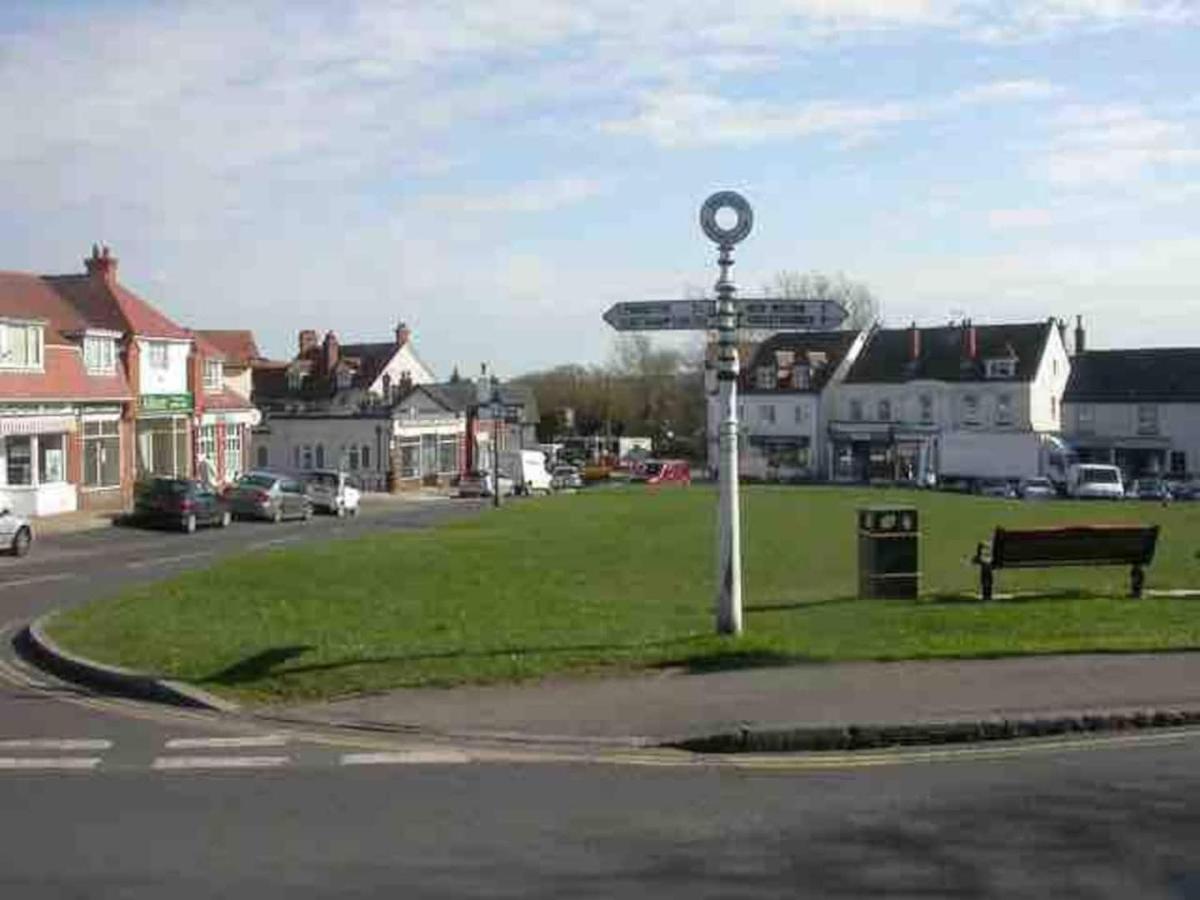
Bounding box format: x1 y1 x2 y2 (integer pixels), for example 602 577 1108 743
140 393 193 414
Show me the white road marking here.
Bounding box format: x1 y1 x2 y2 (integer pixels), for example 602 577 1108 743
152 755 291 771
0 573 76 590
126 551 213 570
340 750 471 766
0 738 113 751
165 734 288 750
0 757 102 770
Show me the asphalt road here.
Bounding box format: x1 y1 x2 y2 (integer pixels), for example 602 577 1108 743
4 495 1200 897
3 735 1200 898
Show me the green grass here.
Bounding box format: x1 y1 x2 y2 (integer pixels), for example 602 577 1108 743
48 486 1200 704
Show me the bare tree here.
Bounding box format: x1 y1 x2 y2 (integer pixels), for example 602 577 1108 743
767 270 880 330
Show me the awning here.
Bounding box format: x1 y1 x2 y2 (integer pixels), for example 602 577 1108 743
201 409 262 427
0 415 77 437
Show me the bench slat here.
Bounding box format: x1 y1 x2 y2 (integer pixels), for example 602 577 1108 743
993 525 1158 569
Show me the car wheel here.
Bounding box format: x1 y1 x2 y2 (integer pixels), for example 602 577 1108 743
219 510 231 529
12 528 31 557
183 514 197 534
272 506 283 524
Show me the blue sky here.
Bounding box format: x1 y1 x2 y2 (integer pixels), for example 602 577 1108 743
2 0 1199 376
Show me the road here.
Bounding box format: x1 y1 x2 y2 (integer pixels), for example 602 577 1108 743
2 497 1200 897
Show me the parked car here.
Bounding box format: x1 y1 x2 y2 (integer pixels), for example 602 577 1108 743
133 477 231 533
1127 478 1171 501
226 471 312 522
977 478 1017 499
504 449 553 496
1067 463 1125 500
1167 479 1200 501
0 501 32 556
304 470 361 517
457 470 515 498
1018 476 1057 500
635 459 692 486
551 464 584 490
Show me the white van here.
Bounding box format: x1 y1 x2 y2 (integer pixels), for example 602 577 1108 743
1068 463 1125 500
505 450 553 496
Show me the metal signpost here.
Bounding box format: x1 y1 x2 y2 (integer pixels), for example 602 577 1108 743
601 192 850 636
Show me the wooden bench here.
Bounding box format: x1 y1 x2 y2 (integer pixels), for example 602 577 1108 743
972 525 1160 601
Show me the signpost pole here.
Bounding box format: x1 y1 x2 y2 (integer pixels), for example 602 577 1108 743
700 191 753 636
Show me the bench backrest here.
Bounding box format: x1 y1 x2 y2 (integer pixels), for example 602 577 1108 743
993 525 1159 569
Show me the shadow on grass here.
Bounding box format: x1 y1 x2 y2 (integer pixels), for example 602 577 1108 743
744 596 854 614
924 588 1113 605
200 645 315 686
651 648 817 674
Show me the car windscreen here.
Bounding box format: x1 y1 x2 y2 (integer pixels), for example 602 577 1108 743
1080 468 1119 484
642 463 663 475
238 474 276 489
307 473 337 487
145 479 189 495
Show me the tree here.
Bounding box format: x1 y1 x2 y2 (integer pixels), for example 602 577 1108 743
767 270 880 330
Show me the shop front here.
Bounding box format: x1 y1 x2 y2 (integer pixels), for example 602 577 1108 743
197 409 259 486
136 393 192 480
393 414 464 489
0 410 78 516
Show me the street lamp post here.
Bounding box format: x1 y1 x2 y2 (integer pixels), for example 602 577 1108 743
490 378 503 509
700 191 753 636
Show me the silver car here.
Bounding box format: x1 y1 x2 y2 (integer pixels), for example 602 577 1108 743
0 502 32 556
304 470 361 517
226 472 312 523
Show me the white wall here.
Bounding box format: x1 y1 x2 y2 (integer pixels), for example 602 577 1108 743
251 417 389 479
137 339 191 396
1065 400 1200 474
1029 326 1070 432
367 344 436 397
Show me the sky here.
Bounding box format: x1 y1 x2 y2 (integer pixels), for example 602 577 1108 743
2 0 1199 378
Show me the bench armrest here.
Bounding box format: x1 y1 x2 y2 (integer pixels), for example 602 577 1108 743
971 541 991 565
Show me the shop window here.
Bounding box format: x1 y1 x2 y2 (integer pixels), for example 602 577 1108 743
5 437 32 485
1171 451 1187 475
83 336 117 374
225 428 242 481
0 322 43 370
39 434 65 483
198 425 217 462
438 436 458 473
420 434 438 475
83 421 120 488
398 439 419 477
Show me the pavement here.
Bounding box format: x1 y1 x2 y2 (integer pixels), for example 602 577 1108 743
270 650 1200 750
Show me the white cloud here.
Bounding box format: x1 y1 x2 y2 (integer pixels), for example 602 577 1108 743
422 177 608 214
986 207 1058 228
1038 104 1200 185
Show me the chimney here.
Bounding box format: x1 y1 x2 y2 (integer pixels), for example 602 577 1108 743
908 322 921 361
1074 315 1085 355
322 330 339 375
298 329 318 358
84 244 118 284
1056 317 1067 348
962 320 978 360
395 321 411 347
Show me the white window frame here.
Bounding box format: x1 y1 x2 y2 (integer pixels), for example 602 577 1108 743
148 341 169 370
996 393 1013 426
877 399 891 422
0 321 44 371
986 358 1016 379
203 359 223 391
759 404 775 425
919 394 934 425
83 336 117 374
963 394 980 426
1137 404 1159 436
756 366 774 390
1077 404 1095 435
224 427 242 481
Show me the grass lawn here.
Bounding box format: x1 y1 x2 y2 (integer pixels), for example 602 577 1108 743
48 486 1200 704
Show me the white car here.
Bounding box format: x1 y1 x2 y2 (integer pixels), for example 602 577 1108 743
1068 463 1125 500
304 470 361 517
0 502 32 556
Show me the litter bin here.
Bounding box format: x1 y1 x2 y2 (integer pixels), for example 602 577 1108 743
858 506 920 599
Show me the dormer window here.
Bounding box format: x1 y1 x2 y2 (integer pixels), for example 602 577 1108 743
985 358 1017 379
0 321 44 371
83 335 117 374
792 366 811 390
336 367 353 390
203 359 223 391
756 366 774 390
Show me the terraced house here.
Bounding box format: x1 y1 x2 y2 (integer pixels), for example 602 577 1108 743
0 246 258 517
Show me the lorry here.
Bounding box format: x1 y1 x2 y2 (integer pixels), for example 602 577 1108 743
934 432 1074 494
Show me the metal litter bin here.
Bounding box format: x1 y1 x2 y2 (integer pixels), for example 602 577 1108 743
858 506 920 599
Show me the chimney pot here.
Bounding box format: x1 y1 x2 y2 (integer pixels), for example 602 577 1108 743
298 329 318 358
1074 315 1085 355
395 321 411 347
322 330 339 375
962 321 978 360
909 322 921 362
84 243 118 283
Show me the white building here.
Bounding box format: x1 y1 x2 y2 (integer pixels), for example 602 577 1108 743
1063 338 1200 480
707 331 867 480
828 320 1071 482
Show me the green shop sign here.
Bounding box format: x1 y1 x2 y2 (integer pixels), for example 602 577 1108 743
140 393 193 414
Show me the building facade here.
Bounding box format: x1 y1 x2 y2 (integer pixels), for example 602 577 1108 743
828 320 1071 483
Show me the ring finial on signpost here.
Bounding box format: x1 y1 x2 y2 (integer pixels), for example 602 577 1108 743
700 191 753 246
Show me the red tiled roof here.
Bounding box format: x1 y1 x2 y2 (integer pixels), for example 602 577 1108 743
0 345 131 402
195 329 260 366
44 273 191 340
0 271 91 342
189 330 225 361
203 387 254 412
